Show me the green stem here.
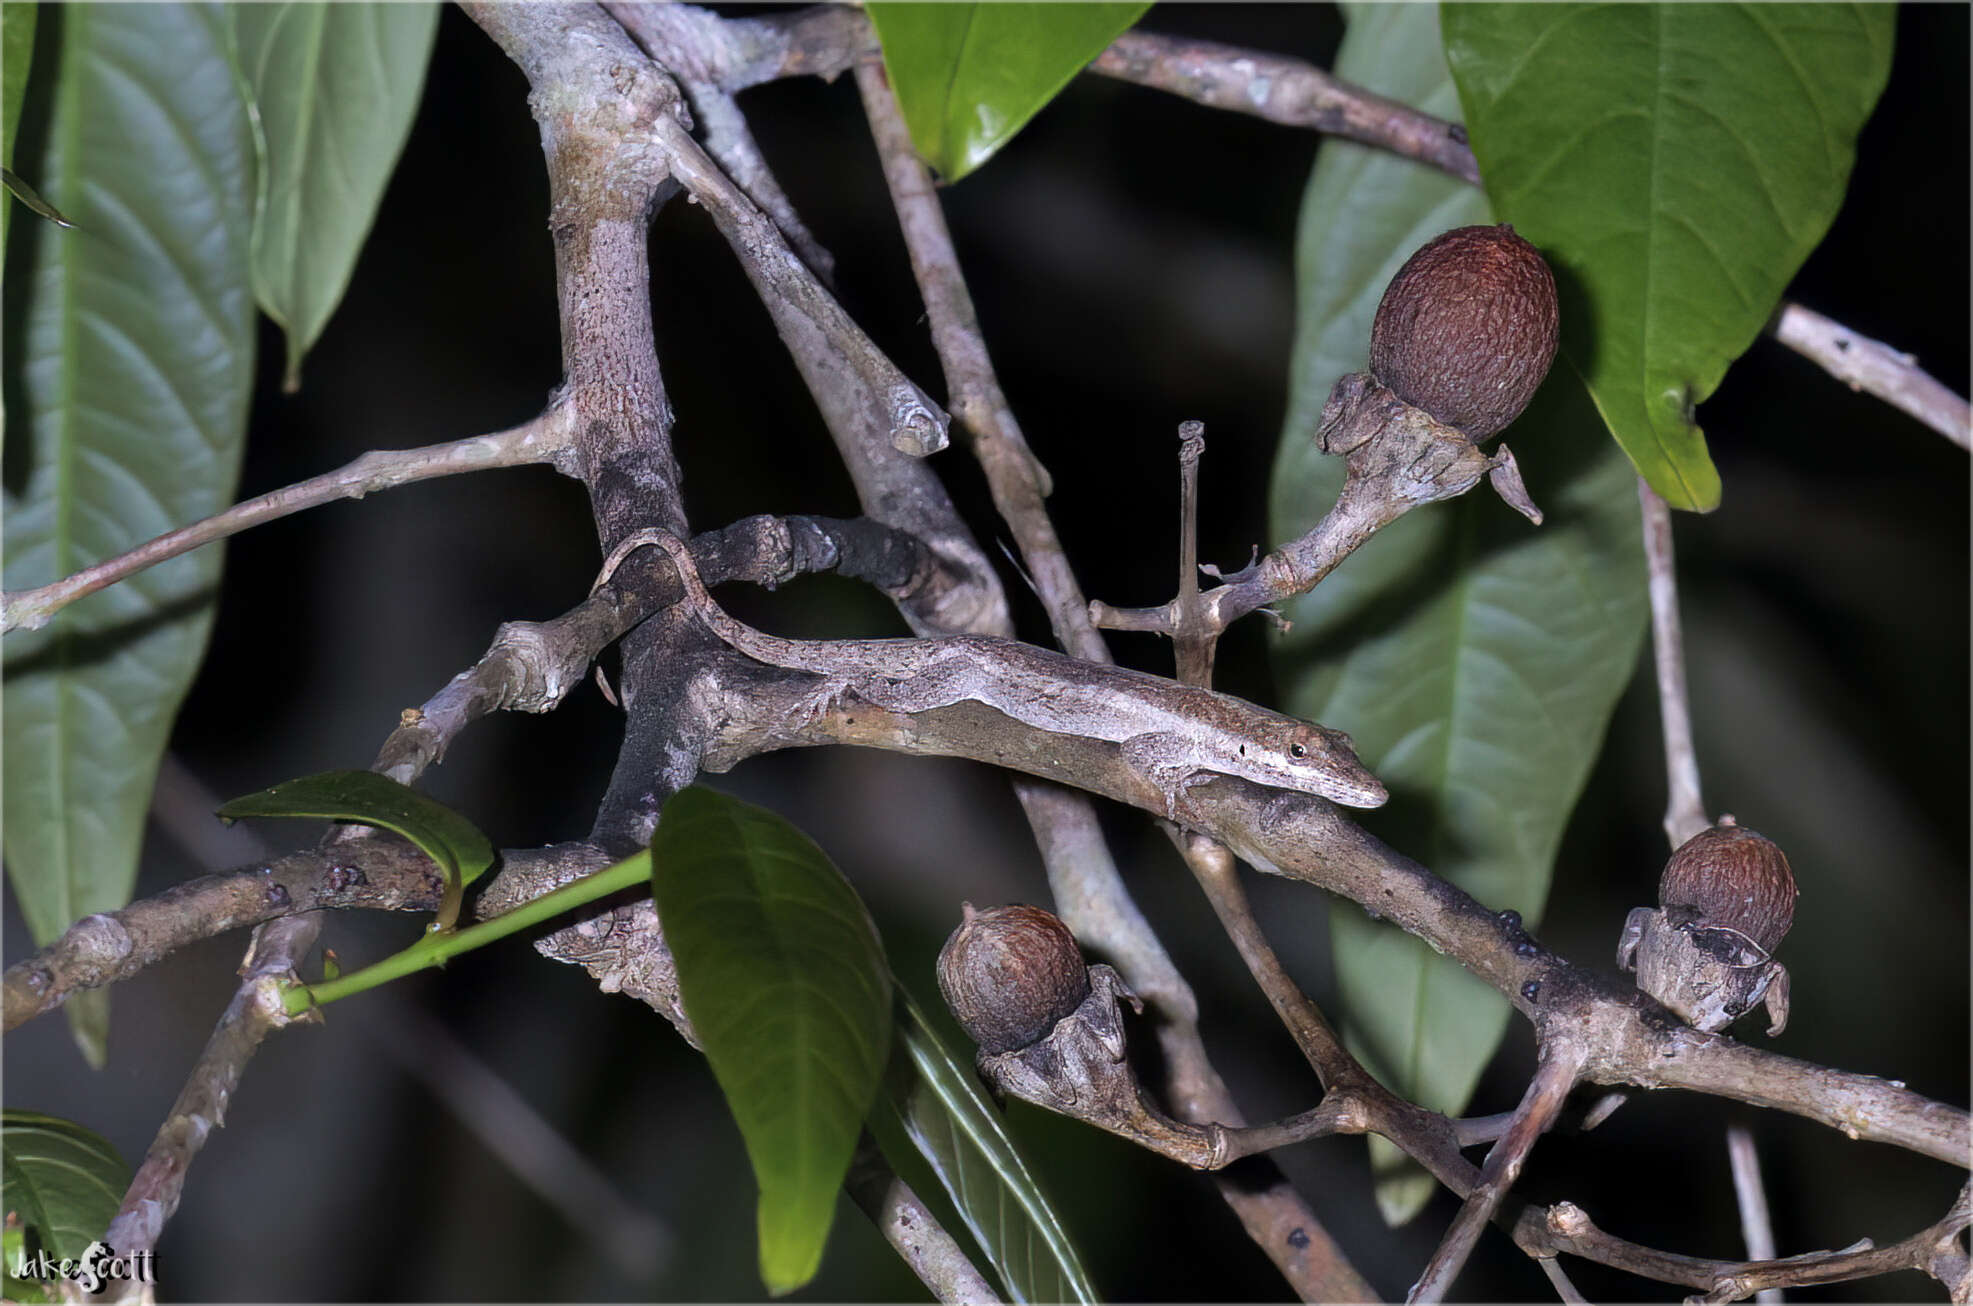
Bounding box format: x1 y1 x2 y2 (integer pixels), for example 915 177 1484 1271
280 851 652 1015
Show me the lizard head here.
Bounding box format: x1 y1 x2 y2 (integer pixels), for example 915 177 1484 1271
1262 721 1388 809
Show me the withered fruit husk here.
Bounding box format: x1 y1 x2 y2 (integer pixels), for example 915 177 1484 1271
1658 818 1798 953
1368 223 1559 440
937 903 1092 1056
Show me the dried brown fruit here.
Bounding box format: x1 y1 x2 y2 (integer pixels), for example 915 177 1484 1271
937 902 1091 1055
1658 816 1798 953
1369 223 1560 439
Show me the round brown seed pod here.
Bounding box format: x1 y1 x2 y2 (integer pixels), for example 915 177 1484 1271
1658 816 1798 953
937 903 1091 1055
1368 223 1560 439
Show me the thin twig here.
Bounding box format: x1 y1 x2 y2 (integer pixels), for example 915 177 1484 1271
1171 422 1216 685
846 1137 1003 1304
0 409 573 634
1696 1181 1971 1302
100 913 323 1258
1089 28 1481 183
1727 1122 1784 1304
1410 1044 1587 1302
1640 476 1709 847
1537 1256 1590 1303
1771 303 1971 449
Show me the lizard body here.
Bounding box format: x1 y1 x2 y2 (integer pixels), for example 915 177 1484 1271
601 529 1388 815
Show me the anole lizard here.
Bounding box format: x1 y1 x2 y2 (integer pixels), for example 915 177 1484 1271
597 529 1388 817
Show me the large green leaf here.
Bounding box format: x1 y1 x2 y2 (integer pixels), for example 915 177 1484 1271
651 788 893 1296
217 769 496 931
0 1111 129 1259
867 2 1149 182
1443 4 1895 511
2 4 256 1065
868 990 1098 1304
232 3 437 389
1270 3 1647 1224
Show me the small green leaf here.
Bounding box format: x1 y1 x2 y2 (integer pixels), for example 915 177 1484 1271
232 2 438 389
2 2 37 170
1 1111 129 1260
1444 4 1895 510
1271 2 1647 1225
217 770 495 930
651 788 893 1296
3 3 257 1066
867 2 1149 182
869 990 1098 1304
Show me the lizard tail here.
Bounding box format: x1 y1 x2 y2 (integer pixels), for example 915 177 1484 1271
588 526 710 615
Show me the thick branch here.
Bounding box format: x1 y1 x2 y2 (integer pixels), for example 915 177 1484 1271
692 687 1968 1168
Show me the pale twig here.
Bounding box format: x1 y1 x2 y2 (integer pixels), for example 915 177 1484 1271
0 409 574 635
846 1138 1003 1305
1771 303 1971 449
100 913 323 1259
1410 1044 1587 1302
648 87 946 458
1727 1123 1784 1304
857 57 1374 1302
1695 1181 1971 1303
1089 28 1481 183
1171 422 1216 685
1537 1257 1589 1303
1640 477 1709 847
604 1 836 283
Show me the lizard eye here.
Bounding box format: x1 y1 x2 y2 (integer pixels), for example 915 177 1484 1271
1289 742 1308 759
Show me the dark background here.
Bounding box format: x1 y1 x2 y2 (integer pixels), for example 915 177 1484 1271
5 4 1967 1301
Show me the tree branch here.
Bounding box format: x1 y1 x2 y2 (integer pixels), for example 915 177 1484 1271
1640 477 1709 847
1771 302 1971 449
846 1138 1003 1304
0 410 574 635
99 913 323 1258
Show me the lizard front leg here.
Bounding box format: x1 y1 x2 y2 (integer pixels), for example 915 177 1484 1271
1119 733 1211 821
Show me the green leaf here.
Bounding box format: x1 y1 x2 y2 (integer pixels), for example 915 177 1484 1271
867 2 1149 182
3 1219 54 1302
869 990 1098 1304
217 770 495 931
1 1111 129 1259
651 788 893 1296
231 3 438 389
2 3 257 1066
1443 4 1895 511
2 2 36 170
1270 3 1647 1225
